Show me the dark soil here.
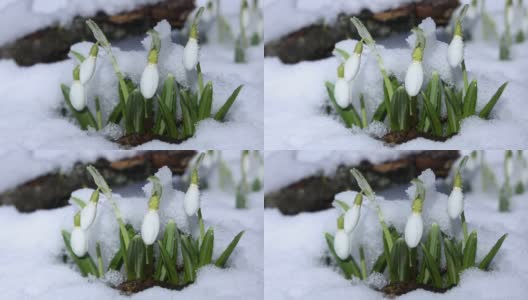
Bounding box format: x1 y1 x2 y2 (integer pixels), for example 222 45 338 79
380 281 453 297
382 129 454 145
116 133 187 147
116 278 190 294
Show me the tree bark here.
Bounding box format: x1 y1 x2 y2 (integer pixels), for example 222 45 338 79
264 0 460 64
0 0 195 66
264 151 460 215
0 151 196 212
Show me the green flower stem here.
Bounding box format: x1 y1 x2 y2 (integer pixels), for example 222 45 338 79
461 212 469 245
461 60 469 94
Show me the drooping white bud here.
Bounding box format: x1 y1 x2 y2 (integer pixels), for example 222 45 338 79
343 204 361 233
141 209 160 245
448 35 464 67
80 202 96 230
404 61 424 97
344 53 361 82
140 63 159 99
404 212 423 248
241 7 250 30
184 183 200 216
447 186 464 219
69 80 86 111
334 229 350 260
71 226 88 257
334 78 350 108
183 38 199 71
79 56 96 85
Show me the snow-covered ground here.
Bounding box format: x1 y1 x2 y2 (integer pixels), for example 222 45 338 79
264 150 528 300
264 2 528 149
0 3 263 152
0 152 263 300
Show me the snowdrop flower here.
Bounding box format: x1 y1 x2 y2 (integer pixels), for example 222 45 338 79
80 189 99 230
334 64 350 108
140 49 159 99
404 47 424 97
344 193 362 233
141 194 161 245
79 43 99 84
506 0 514 28
404 195 424 248
184 169 201 216
344 41 363 81
448 21 465 68
69 66 87 111
241 0 250 30
183 7 204 71
334 215 350 260
447 172 464 219
71 212 88 257
242 150 250 175
505 150 514 179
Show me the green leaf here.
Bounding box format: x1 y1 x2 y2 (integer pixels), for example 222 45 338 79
325 82 361 128
359 246 368 280
371 252 387 274
108 248 123 271
444 87 460 134
180 91 195 138
199 228 215 267
462 231 478 269
428 223 441 263
125 90 145 134
198 82 214 121
478 234 508 270
158 97 179 139
420 244 442 288
70 50 86 63
334 48 350 60
94 97 103 130
421 92 442 136
126 235 145 281
462 80 478 118
214 85 244 121
157 241 179 284
444 238 462 271
96 242 104 278
61 230 98 277
389 238 409 283
360 95 368 128
181 236 196 283
390 87 409 132
155 220 177 281
324 233 361 279
215 231 244 268
479 82 508 119
372 101 387 122
444 237 459 286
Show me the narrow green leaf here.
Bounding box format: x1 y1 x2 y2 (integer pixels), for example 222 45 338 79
108 248 123 271
360 95 368 128
420 244 443 288
478 234 508 270
157 241 179 284
444 238 459 286
333 199 350 212
70 196 86 208
479 82 508 119
158 97 179 138
334 48 350 60
372 101 387 122
215 231 244 268
126 235 145 281
214 85 243 121
199 228 215 267
371 252 387 274
181 236 195 283
96 242 104 278
359 246 368 280
421 92 442 136
70 50 86 63
462 80 478 118
462 231 478 269
198 82 213 120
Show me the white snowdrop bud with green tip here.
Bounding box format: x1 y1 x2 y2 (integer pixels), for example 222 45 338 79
344 193 362 233
79 43 99 84
405 47 424 97
242 150 250 175
140 49 159 99
447 172 464 219
184 169 201 216
71 212 88 257
505 150 514 179
404 196 424 248
241 0 250 30
80 189 99 230
334 215 350 260
70 66 86 111
141 195 160 245
184 8 203 71
344 41 363 81
448 22 464 68
334 64 350 108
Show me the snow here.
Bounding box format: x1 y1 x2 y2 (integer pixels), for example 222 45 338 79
264 15 528 149
263 0 416 43
0 156 263 300
0 0 163 45
0 17 263 152
264 153 528 300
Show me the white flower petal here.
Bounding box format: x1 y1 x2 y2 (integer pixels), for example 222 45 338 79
69 80 86 111
447 187 464 219
79 56 96 84
334 229 350 260
344 204 361 233
140 63 159 99
141 209 160 245
80 202 97 230
183 184 200 216
344 53 361 81
334 78 350 108
447 35 464 68
404 61 423 97
183 38 199 71
404 212 423 248
71 227 88 257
